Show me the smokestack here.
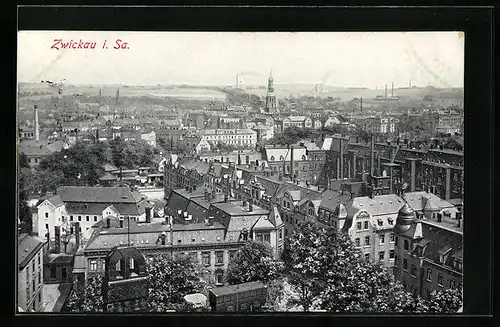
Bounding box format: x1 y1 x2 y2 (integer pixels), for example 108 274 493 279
119 218 124 228
445 167 451 200
290 146 294 180
248 200 253 212
146 207 151 223
46 231 50 252
391 82 394 97
360 97 363 112
75 222 80 249
236 74 239 87
339 138 344 179
370 137 375 177
385 85 388 98
224 193 228 202
409 159 416 191
352 153 357 180
34 105 40 142
237 152 242 166
54 226 61 253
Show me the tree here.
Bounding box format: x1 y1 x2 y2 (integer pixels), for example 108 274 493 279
283 221 426 313
282 222 359 311
18 168 33 233
19 153 29 168
428 288 463 313
226 241 284 285
65 274 104 312
146 253 206 312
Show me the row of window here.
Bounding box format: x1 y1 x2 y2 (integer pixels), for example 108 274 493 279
355 234 395 247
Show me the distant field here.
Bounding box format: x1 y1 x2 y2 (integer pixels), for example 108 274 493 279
18 83 228 100
18 82 462 104
243 84 464 102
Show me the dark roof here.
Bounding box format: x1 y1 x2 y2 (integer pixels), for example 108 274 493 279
65 202 147 216
172 222 225 231
211 201 269 216
57 186 146 204
209 281 266 297
18 234 45 270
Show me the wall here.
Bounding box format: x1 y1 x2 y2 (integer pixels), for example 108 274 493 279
18 249 44 312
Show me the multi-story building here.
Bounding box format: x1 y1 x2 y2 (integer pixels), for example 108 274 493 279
282 116 313 130
393 203 463 300
201 129 258 148
262 145 324 184
32 186 151 244
164 157 211 195
358 117 398 134
18 234 46 312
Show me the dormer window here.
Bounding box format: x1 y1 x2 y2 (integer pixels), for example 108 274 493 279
388 218 394 225
377 219 383 226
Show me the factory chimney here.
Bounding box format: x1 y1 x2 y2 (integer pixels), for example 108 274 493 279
391 82 394 97
235 74 239 88
290 145 294 180
34 105 40 142
385 85 387 98
360 97 363 112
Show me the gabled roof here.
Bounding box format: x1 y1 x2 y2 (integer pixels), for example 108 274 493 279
403 192 454 211
57 186 146 204
18 234 45 270
348 194 405 217
268 206 283 227
252 216 275 230
265 147 307 162
43 195 63 208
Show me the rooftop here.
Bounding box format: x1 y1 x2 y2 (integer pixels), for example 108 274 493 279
18 234 45 270
211 201 269 216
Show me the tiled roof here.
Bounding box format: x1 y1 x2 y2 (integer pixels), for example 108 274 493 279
265 147 308 162
268 206 283 227
44 195 63 207
252 216 275 230
172 222 225 231
19 144 53 157
57 186 146 204
418 221 462 267
403 192 455 211
212 202 269 216
350 194 405 217
226 215 262 233
18 234 45 270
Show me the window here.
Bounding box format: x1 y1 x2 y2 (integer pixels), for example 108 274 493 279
38 292 42 304
426 268 432 281
389 250 395 259
411 265 417 277
61 267 67 279
37 254 41 266
379 234 385 244
216 272 224 285
279 229 283 240
130 258 135 270
45 224 49 230
70 215 73 221
395 236 398 246
94 216 98 222
89 259 97 271
264 234 270 243
364 236 370 246
78 216 82 222
356 222 362 230
115 260 121 272
355 238 360 247
86 216 89 222
404 240 409 250
403 259 408 271
216 251 224 265
364 253 370 261
202 252 211 266
364 221 369 230
102 259 106 272
379 251 385 261
450 279 456 289
437 273 443 286
390 233 395 243
45 212 48 218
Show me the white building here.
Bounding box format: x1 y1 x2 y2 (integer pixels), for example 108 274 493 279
33 186 151 242
201 128 257 147
141 130 157 147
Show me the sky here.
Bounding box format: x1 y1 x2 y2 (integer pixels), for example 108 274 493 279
17 31 464 88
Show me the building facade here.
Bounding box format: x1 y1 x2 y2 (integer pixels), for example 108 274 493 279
18 234 46 312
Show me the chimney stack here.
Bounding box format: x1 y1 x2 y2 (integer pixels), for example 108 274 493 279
242 199 247 207
437 213 442 223
34 105 40 142
391 82 394 97
119 218 124 228
75 222 80 249
54 226 61 253
248 200 253 212
385 85 388 98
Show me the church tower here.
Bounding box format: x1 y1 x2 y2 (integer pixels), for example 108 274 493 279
265 69 277 113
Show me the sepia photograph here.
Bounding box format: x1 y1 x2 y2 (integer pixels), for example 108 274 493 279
17 30 466 314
